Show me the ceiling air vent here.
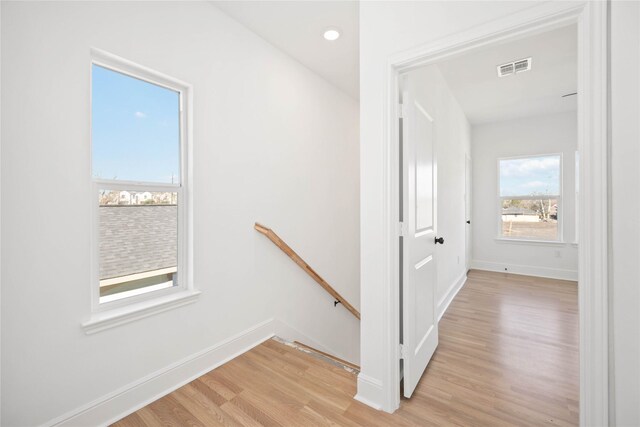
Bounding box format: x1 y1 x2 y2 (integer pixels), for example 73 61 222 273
514 58 532 73
497 57 532 77
498 63 514 77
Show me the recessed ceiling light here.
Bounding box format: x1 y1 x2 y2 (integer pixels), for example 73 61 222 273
323 28 340 41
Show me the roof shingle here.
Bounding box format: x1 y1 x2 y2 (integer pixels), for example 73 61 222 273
99 205 177 279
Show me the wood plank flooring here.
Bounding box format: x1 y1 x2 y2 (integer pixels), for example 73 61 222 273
113 270 579 426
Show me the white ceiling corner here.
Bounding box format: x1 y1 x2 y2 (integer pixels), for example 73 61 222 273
212 1 359 99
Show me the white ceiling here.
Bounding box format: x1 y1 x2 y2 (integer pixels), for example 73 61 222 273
212 1 359 99
436 24 577 125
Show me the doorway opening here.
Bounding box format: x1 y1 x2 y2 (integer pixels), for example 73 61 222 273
381 3 608 425
398 24 580 423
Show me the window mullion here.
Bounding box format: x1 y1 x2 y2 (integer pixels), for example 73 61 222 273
95 180 180 193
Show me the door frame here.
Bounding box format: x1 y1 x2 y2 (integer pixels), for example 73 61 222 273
464 153 472 272
379 2 609 425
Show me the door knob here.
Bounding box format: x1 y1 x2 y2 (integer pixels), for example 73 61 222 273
466 220 471 224
435 237 444 244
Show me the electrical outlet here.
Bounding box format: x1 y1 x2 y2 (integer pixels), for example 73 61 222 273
555 250 562 258
457 256 460 264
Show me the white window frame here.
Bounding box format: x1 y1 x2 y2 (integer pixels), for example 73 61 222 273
83 49 197 333
496 153 563 243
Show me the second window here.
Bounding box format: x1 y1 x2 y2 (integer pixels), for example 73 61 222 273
498 154 562 241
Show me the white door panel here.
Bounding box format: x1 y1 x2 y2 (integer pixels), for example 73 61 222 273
402 87 439 398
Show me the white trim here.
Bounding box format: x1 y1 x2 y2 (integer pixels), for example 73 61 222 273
471 260 578 282
88 48 195 317
93 180 181 191
437 272 467 321
576 2 609 424
49 318 355 426
99 267 177 288
354 374 385 411
99 281 174 304
90 48 192 95
494 237 569 247
49 318 275 427
370 1 609 423
81 289 201 335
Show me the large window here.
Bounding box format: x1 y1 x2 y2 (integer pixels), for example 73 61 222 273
498 154 562 241
91 53 190 308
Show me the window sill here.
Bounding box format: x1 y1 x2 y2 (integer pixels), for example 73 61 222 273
494 237 567 247
82 289 201 335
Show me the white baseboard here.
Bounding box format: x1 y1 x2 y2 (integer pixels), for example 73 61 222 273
354 374 385 411
353 273 468 415
44 317 357 427
47 318 276 427
471 260 578 281
437 272 467 321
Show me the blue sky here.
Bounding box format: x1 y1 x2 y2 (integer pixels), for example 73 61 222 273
500 155 560 197
92 65 180 183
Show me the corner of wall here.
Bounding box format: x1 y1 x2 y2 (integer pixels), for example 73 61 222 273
272 317 358 364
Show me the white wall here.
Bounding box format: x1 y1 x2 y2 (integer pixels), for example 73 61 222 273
1 2 359 425
610 1 640 425
359 0 541 411
471 112 578 280
406 66 471 314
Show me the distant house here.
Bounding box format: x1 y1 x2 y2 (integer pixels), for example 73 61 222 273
132 191 153 204
118 191 131 205
501 207 539 222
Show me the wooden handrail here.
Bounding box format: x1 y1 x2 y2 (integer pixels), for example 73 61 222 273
254 223 360 320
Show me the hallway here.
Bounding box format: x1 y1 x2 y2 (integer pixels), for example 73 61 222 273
114 270 578 426
398 270 579 426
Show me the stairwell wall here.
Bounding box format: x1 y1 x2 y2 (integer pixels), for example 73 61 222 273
1 1 359 425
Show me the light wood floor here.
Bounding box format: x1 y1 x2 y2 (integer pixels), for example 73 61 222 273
113 270 579 426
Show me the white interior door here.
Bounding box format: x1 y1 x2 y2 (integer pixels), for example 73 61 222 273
401 87 439 398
